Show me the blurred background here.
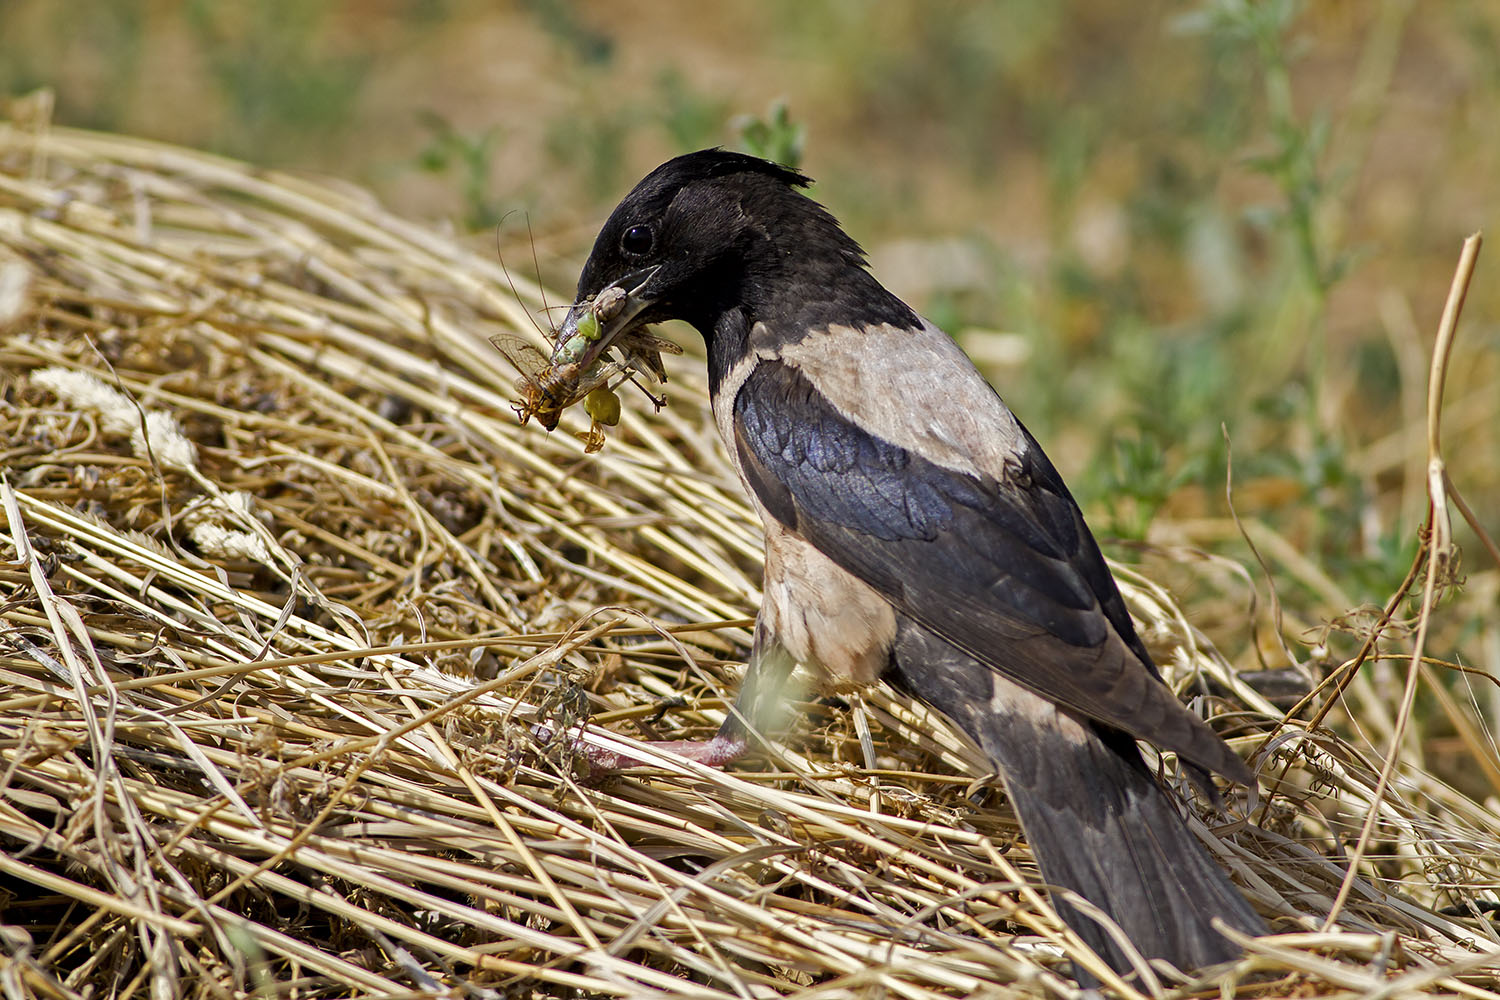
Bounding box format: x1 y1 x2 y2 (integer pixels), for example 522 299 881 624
3 0 1497 782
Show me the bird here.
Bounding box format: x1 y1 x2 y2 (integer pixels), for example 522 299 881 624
548 148 1266 976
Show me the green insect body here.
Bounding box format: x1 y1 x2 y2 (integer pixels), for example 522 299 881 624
583 386 622 426
556 333 589 364
574 307 601 343
553 288 617 365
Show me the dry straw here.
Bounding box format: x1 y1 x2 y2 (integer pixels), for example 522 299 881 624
0 112 1496 999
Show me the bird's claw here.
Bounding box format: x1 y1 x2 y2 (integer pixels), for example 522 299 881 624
531 723 747 777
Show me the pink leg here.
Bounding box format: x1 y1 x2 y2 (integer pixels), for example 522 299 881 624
548 626 794 776
579 733 749 771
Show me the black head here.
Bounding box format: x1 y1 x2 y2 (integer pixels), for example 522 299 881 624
553 149 917 383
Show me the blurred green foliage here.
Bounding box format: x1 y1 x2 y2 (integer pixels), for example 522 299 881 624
182 1 371 157
413 112 507 232
732 101 806 170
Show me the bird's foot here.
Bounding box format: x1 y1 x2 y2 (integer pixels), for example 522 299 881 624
534 726 748 775
582 733 749 771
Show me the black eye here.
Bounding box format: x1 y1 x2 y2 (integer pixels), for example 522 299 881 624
619 224 654 257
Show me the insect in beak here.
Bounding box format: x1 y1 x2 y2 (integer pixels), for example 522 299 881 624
490 268 679 452
549 267 660 372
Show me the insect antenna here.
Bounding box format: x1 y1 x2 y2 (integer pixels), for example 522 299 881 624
492 212 552 342
525 214 556 339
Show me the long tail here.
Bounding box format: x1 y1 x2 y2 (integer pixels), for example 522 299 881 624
887 618 1264 974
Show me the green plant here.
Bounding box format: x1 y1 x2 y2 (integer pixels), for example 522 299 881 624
658 68 731 153
731 100 805 169
183 0 371 160
413 112 507 232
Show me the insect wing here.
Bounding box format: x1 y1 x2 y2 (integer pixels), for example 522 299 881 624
564 362 623 403
615 331 682 385
491 335 554 423
492 335 550 380
619 330 684 357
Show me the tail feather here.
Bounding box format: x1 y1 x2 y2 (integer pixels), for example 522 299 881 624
888 618 1264 974
996 721 1264 971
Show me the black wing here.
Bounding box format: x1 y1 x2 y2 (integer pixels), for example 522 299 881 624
733 357 1248 781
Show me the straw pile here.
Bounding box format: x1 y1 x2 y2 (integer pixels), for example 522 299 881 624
0 117 1496 999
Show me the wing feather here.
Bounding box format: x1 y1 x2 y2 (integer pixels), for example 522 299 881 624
733 355 1249 782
